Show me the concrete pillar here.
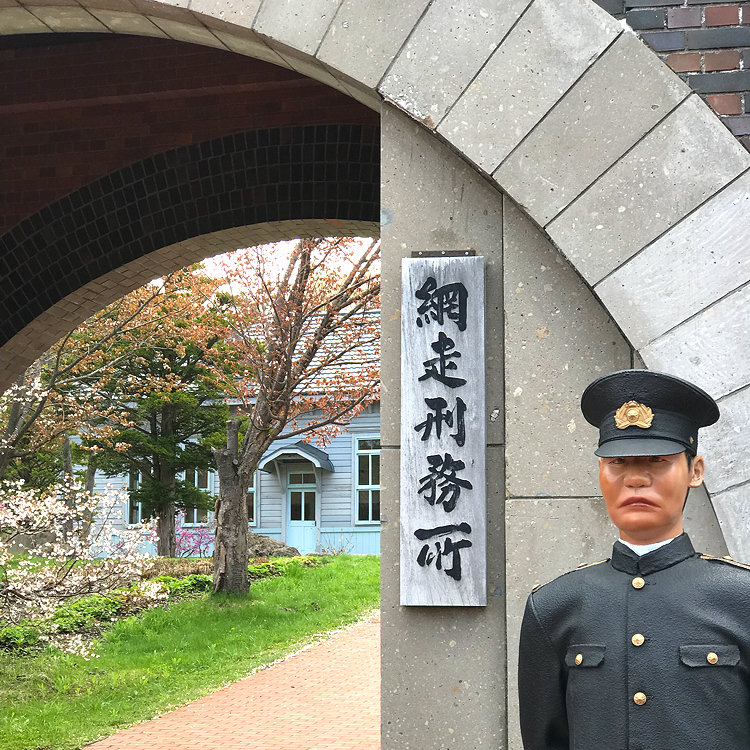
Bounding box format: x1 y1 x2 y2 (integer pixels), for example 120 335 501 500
380 103 507 750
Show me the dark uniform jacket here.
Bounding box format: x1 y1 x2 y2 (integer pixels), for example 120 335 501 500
518 533 750 750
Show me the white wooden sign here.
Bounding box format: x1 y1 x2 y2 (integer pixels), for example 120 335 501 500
400 256 486 606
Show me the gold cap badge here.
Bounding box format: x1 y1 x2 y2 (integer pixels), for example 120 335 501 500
615 401 654 430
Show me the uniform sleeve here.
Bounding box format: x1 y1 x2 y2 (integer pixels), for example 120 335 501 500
518 592 569 750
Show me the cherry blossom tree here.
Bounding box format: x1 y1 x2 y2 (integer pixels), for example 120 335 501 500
210 238 380 594
0 476 155 629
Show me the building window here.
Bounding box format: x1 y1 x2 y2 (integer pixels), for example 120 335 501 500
355 437 380 523
182 468 210 525
289 471 316 485
288 470 315 522
247 471 257 527
127 470 147 524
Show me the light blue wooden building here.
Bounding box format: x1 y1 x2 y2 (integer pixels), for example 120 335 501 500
97 402 381 556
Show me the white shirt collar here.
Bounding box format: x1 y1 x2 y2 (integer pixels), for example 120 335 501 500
618 536 678 557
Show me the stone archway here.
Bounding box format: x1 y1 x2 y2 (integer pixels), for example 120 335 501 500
1 0 747 553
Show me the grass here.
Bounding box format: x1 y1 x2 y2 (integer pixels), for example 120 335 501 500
0 555 380 750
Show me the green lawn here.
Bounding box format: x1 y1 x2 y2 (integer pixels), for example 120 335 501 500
0 555 380 750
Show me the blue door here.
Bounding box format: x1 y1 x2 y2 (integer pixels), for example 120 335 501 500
287 471 317 553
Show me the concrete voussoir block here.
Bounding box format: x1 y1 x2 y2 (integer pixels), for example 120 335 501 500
265 39 351 96
148 14 227 48
18 0 77 6
337 79 382 113
26 4 111 31
702 388 750 494
129 0 193 21
88 8 169 36
187 10 288 64
253 0 340 57
438 0 621 174
0 6 51 31
207 29 288 65
316 0 430 91
639 283 750 401
187 0 263 36
711 483 750 563
547 94 750 286
379 0 530 127
493 31 689 227
594 169 750 349
81 0 139 11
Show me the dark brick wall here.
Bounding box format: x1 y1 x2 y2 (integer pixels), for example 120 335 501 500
595 1 750 146
0 34 377 234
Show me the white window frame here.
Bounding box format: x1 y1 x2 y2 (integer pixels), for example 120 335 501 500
354 435 380 525
181 468 212 526
247 471 257 527
127 470 147 525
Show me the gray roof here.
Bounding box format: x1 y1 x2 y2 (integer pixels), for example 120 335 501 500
258 440 334 473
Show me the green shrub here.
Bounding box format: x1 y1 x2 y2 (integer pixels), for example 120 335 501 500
0 624 41 652
151 574 212 597
143 557 213 579
247 555 327 581
51 595 124 633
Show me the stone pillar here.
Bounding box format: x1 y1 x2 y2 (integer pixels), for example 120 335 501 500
380 104 507 750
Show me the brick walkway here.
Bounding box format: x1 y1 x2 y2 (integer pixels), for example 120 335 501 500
88 613 380 750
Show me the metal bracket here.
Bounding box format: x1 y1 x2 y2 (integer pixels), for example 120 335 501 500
410 249 477 258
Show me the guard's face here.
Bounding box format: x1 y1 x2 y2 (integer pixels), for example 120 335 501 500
598 453 705 544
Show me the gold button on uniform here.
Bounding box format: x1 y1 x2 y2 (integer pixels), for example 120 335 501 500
633 692 647 706
631 633 645 647
707 652 719 665
575 653 583 665
632 577 645 589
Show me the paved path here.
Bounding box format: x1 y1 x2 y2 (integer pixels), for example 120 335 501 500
88 613 380 750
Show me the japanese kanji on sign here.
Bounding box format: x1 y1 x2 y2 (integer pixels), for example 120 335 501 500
400 256 486 606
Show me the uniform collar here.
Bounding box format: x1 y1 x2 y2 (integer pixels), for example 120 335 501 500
611 532 695 575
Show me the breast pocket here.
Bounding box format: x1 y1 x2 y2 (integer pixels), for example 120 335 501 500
679 644 740 668
565 644 606 669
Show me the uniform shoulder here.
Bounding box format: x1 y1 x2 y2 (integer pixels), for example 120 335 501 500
698 554 750 573
531 558 609 593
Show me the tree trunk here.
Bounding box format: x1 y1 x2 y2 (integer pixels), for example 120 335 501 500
155 402 178 557
213 419 249 594
60 433 75 542
80 452 98 541
84 453 97 494
156 503 176 557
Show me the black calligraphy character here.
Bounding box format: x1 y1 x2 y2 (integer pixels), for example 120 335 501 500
415 277 468 332
418 452 473 513
414 397 451 441
451 397 466 447
414 522 473 581
414 397 467 447
418 331 466 389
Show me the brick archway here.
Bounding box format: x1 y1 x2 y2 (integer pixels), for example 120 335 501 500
0 122 379 389
1 0 748 553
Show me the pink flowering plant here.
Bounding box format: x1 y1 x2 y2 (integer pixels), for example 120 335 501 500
0 476 157 629
174 510 214 558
